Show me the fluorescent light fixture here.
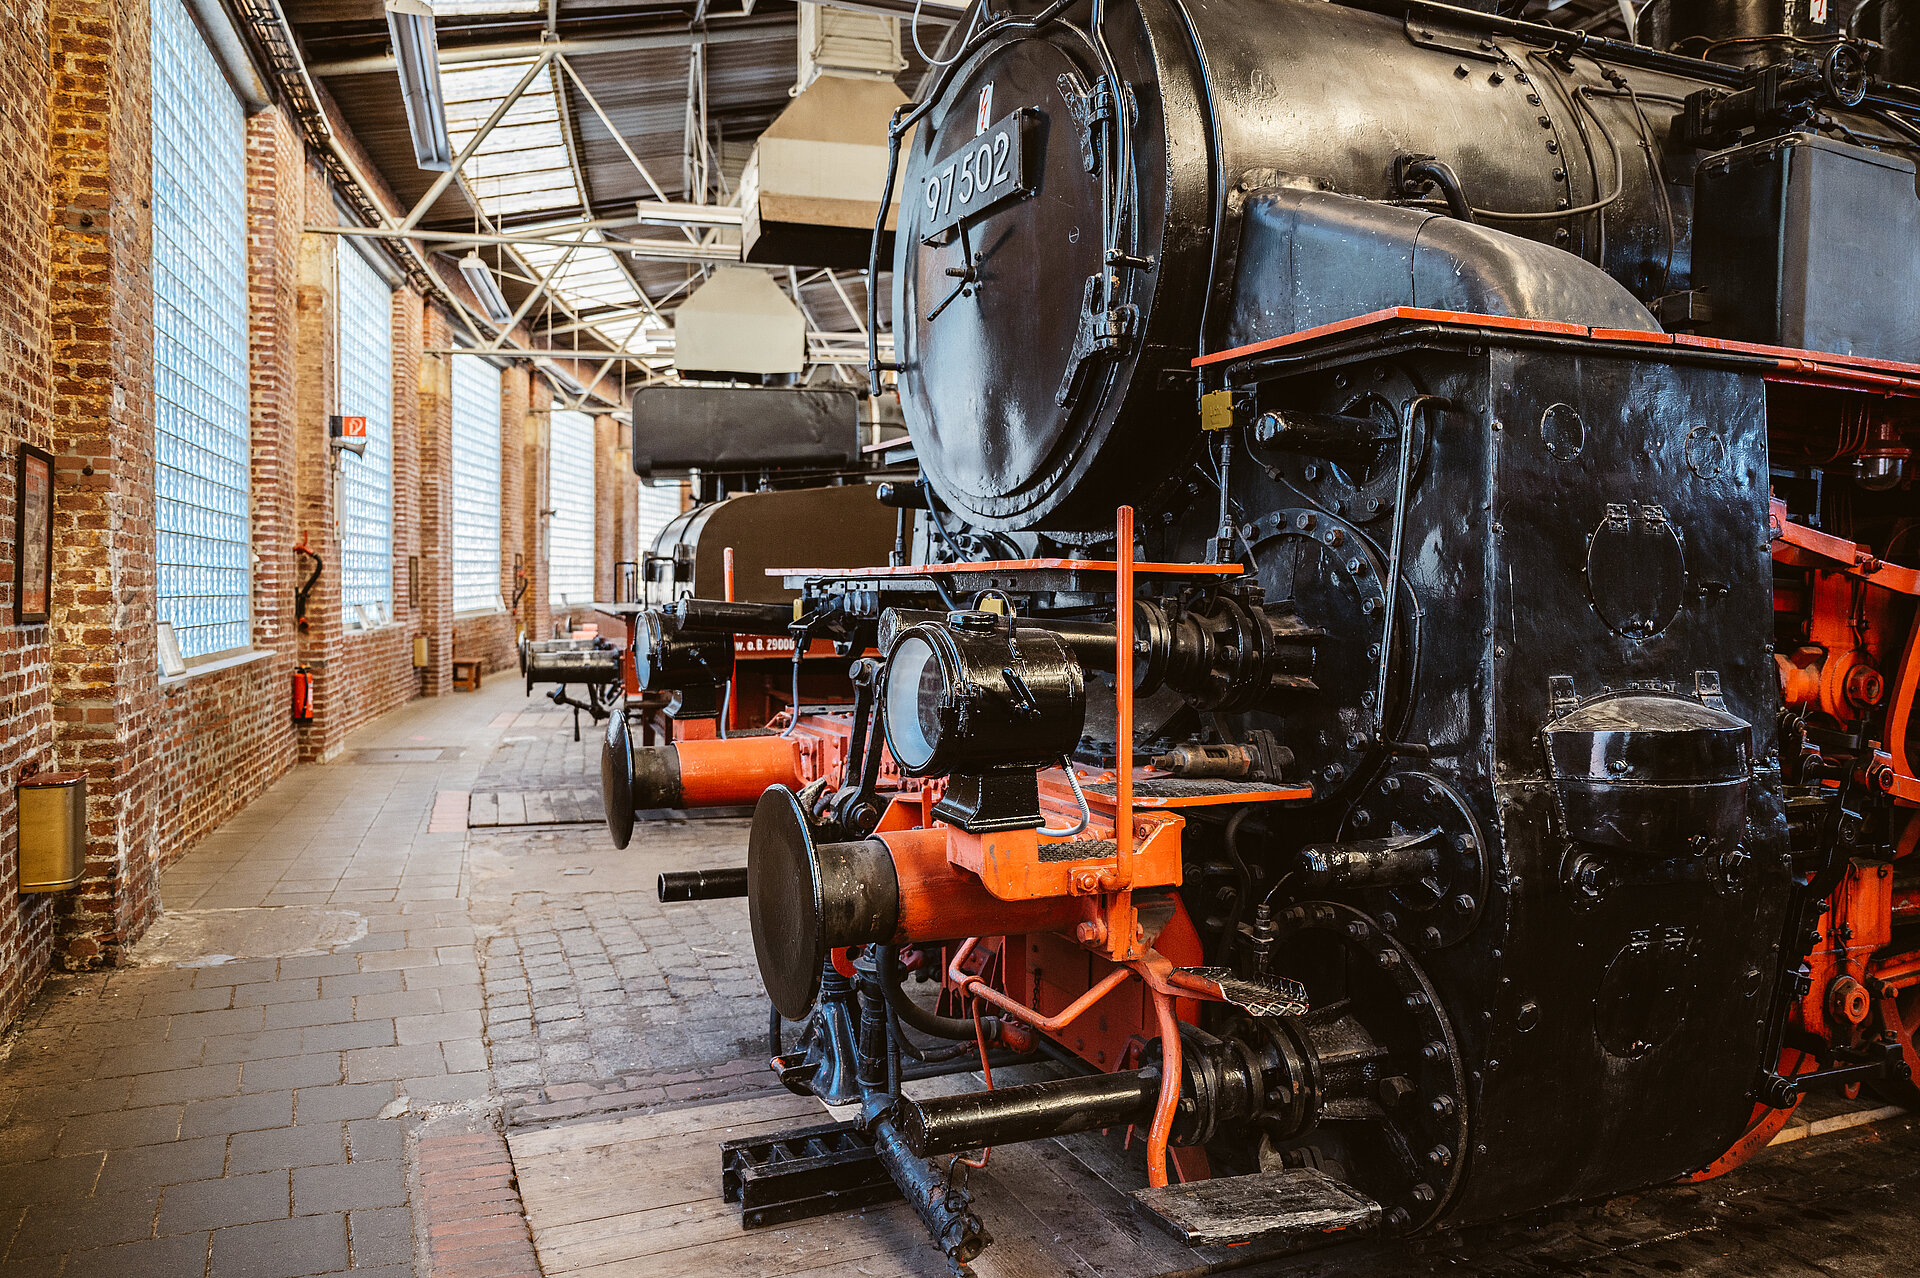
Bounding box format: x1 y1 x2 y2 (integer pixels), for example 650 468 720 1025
386 0 453 171
458 251 515 324
537 358 585 397
635 200 746 228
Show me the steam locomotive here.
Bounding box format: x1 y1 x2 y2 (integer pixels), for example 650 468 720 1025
603 0 1920 1268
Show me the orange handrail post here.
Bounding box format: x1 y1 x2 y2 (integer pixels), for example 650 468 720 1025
1114 506 1135 889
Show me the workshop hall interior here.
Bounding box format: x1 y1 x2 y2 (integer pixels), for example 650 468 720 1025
7 0 1920 1274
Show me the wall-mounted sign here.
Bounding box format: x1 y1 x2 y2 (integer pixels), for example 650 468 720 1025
329 414 368 456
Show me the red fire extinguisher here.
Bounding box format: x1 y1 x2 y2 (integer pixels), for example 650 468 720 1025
292 665 314 723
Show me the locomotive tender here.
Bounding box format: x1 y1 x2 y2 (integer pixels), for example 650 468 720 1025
603 0 1920 1267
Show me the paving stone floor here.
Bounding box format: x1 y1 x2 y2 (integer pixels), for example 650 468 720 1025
0 684 541 1278
0 676 779 1277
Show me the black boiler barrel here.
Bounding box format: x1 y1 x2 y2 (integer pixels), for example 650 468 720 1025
892 0 1719 534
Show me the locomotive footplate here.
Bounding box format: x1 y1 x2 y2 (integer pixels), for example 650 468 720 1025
1133 1166 1383 1247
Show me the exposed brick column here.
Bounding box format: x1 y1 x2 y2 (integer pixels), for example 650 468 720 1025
45 0 163 968
416 307 454 696
246 115 304 705
392 291 423 636
293 173 344 760
522 378 551 644
593 413 622 603
498 364 529 657
0 0 58 1026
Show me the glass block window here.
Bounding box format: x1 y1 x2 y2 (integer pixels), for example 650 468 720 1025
451 357 504 613
337 244 394 626
151 0 251 661
548 410 596 608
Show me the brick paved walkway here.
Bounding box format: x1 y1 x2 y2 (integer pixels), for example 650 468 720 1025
0 679 783 1277
0 684 540 1278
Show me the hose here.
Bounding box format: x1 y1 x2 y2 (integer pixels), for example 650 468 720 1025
1403 157 1476 223
1214 807 1255 967
879 946 995 1047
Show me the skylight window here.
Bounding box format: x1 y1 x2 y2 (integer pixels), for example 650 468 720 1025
442 58 579 221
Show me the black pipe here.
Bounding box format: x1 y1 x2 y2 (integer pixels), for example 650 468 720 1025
879 947 993 1044
672 598 794 636
894 1069 1161 1157
1403 157 1476 224
872 1119 992 1268
657 867 748 901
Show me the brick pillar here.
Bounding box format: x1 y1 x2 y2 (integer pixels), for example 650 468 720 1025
244 112 304 754
522 378 552 643
292 179 344 760
416 307 454 696
391 291 423 638
594 412 633 604
0 0 58 1026
46 0 162 967
500 364 530 654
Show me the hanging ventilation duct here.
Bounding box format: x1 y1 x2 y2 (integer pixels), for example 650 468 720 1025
738 5 909 268
671 267 807 379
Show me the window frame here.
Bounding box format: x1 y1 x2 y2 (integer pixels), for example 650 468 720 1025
335 239 397 629
150 0 254 667
546 409 597 610
449 352 506 616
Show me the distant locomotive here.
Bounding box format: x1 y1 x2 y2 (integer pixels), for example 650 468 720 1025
602 0 1920 1268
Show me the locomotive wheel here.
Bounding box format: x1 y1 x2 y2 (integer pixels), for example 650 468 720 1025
1867 984 1920 1106
1684 1047 1815 1182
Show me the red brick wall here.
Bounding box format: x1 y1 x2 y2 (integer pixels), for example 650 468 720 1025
46 0 164 969
0 0 58 1030
0 0 600 1029
145 108 304 852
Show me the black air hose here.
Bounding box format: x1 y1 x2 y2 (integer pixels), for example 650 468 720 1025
878 947 1000 1050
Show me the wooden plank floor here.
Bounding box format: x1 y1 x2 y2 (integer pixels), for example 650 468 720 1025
508 1083 1920 1278
468 788 603 827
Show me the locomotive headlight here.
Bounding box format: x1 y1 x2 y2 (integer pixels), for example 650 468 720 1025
882 632 948 775
880 611 1086 783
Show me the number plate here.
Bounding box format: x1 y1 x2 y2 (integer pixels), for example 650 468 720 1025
921 109 1031 240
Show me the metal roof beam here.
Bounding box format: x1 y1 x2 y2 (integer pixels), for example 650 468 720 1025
306 15 794 76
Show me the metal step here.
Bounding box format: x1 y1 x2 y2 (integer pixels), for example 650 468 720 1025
719 1119 902 1229
1132 1167 1383 1247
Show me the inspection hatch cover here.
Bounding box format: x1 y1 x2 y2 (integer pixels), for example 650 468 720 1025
352 747 464 764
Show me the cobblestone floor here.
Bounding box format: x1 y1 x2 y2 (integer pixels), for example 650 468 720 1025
467 817 774 1115
471 706 596 794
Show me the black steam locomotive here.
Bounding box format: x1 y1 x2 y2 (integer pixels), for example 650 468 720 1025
607 0 1920 1268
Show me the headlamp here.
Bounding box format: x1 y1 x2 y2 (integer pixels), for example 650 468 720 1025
631 609 731 719
880 610 1086 831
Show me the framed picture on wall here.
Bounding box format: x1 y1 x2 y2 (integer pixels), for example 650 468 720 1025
15 443 52 625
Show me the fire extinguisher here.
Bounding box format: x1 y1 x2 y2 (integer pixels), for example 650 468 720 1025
292 665 315 723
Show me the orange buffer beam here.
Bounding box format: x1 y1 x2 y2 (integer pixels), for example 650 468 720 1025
632 734 804 811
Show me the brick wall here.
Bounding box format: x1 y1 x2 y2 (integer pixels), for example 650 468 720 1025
0 0 58 1030
0 0 611 1030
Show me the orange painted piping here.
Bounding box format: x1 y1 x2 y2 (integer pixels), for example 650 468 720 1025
945 937 1136 1032
1145 988 1182 1188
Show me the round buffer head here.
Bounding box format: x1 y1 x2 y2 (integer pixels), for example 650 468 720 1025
600 712 636 851
748 785 899 1020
